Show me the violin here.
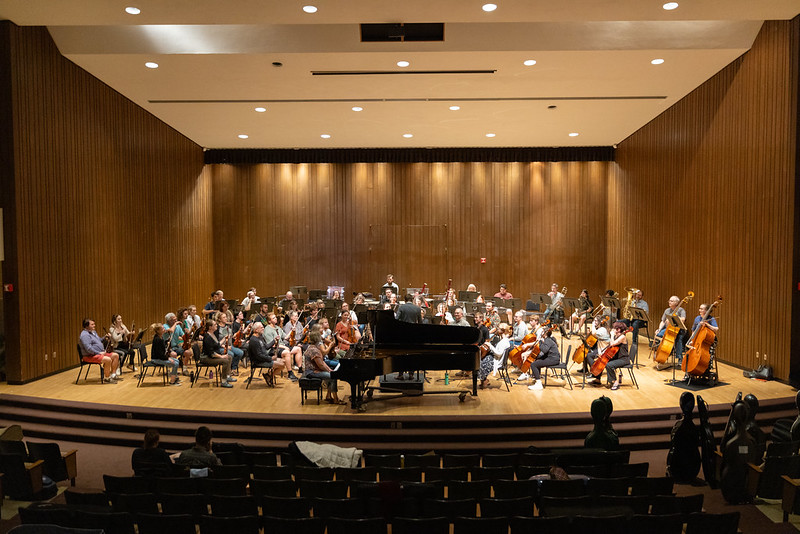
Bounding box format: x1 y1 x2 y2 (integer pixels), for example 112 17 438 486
182 323 196 350
590 326 633 376
233 323 251 348
682 296 722 376
654 291 694 364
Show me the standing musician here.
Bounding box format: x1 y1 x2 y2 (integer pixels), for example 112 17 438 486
248 322 289 385
164 312 193 375
79 318 122 383
527 328 560 391
450 307 470 327
381 274 400 297
200 319 235 388
262 312 301 381
569 289 594 335
586 321 630 390
478 323 512 389
655 296 688 364
494 284 513 300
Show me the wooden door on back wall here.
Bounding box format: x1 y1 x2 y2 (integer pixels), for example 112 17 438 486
367 224 448 297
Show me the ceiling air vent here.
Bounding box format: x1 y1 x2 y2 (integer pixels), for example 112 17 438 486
360 23 444 42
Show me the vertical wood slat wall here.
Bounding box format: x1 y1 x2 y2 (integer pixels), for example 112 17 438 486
209 160 610 306
609 20 798 378
4 25 211 383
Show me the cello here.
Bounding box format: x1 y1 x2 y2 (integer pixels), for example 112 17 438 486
682 296 722 376
509 330 539 369
590 326 633 376
520 322 557 373
654 291 694 364
573 316 608 364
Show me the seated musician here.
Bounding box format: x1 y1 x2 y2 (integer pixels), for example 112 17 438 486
478 323 512 389
231 310 251 363
435 302 453 325
380 287 393 304
150 323 180 385
475 292 485 304
583 316 611 374
543 283 563 322
353 293 366 306
655 295 688 363
451 307 470 327
216 312 243 376
340 302 358 323
494 284 513 300
249 322 288 384
279 290 295 310
334 311 361 357
203 290 223 318
304 325 345 404
108 314 135 373
569 289 594 335
630 289 649 343
254 303 271 327
587 321 629 390
331 289 342 301
200 319 235 388
511 311 528 347
164 312 193 376
304 302 321 329
601 289 619 322
241 290 257 313
465 311 490 379
420 307 430 324
187 305 203 329
79 318 122 382
527 327 560 391
263 312 300 381
215 300 234 324
686 303 719 365
485 301 501 335
284 310 305 350
445 287 458 307
381 273 400 297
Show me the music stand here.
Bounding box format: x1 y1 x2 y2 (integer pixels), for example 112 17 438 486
629 307 651 367
459 290 478 302
666 314 687 384
600 296 619 321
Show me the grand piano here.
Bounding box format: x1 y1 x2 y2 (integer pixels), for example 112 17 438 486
331 310 481 411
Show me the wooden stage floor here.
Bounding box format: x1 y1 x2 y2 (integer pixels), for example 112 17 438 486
1 341 794 417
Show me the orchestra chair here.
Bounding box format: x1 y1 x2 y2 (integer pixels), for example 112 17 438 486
25 441 78 486
246 362 274 389
136 344 169 387
542 345 573 390
298 377 323 404
192 357 223 388
620 344 640 389
75 344 104 384
496 347 513 391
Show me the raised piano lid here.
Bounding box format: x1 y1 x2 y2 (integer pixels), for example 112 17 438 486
370 309 480 345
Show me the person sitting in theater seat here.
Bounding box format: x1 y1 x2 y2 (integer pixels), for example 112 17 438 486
175 426 221 468
79 318 122 383
131 428 173 476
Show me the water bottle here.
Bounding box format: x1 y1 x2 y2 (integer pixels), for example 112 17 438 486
209 370 214 380
444 371 449 385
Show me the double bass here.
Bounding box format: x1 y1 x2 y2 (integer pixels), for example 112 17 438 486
654 291 694 364
682 296 722 376
590 326 633 376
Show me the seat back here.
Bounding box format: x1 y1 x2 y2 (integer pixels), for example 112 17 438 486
139 343 149 362
27 441 68 482
0 440 28 458
0 453 38 499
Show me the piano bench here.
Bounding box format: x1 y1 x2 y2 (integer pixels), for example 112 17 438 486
299 377 323 405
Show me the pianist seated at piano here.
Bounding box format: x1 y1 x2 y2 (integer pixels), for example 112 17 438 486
479 323 512 389
303 326 345 404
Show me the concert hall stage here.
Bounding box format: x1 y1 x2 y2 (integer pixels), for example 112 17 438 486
0 358 795 454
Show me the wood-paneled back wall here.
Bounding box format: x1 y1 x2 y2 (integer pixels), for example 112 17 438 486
610 20 798 379
209 160 611 306
1 24 210 383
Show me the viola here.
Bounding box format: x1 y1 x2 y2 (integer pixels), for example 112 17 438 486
654 291 694 364
682 296 722 376
182 323 196 350
590 326 633 376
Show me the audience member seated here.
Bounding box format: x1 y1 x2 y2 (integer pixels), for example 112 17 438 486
131 428 173 477
175 426 222 468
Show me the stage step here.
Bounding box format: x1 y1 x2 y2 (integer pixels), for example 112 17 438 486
0 393 793 453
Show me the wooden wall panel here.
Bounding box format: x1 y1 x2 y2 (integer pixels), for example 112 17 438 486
209 160 611 307
611 20 797 379
3 24 210 383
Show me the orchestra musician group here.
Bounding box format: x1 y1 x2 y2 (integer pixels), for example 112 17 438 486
78 276 721 398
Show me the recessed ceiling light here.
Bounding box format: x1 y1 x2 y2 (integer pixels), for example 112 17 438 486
568 132 579 137
403 133 414 138
302 5 318 13
352 106 363 112
238 134 249 139
449 105 461 111
397 60 410 68
254 107 266 113
482 3 498 12
320 134 331 139
125 6 141 15
486 133 496 138
651 58 665 65
144 62 159 69
662 2 679 10
523 59 537 66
